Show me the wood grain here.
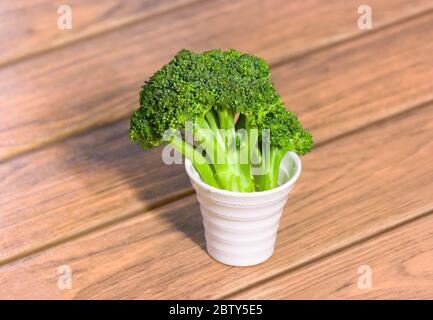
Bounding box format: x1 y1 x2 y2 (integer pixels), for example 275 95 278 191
273 13 433 143
2 12 433 262
0 120 192 261
0 0 199 66
231 213 433 299
1 0 432 160
1 102 432 299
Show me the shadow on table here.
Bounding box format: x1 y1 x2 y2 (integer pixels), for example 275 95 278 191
75 119 205 249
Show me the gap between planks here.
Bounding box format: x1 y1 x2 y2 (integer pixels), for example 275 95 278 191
1 99 432 268
2 5 433 164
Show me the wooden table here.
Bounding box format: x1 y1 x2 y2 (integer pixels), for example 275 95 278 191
1 0 433 299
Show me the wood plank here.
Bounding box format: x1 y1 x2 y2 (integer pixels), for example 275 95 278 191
1 101 432 299
231 213 433 299
1 0 432 160
0 0 199 65
2 12 433 261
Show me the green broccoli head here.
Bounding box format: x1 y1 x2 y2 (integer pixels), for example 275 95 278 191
129 48 313 192
129 108 162 149
129 48 282 148
260 104 313 155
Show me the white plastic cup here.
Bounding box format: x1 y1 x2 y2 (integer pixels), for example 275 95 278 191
184 151 302 266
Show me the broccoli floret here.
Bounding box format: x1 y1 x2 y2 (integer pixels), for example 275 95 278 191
253 105 313 191
130 49 313 192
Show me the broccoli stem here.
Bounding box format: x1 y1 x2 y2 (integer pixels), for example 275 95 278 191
236 114 260 189
254 147 287 191
168 133 220 188
212 110 255 192
217 108 235 130
168 111 293 192
195 110 255 192
168 111 256 192
205 110 224 150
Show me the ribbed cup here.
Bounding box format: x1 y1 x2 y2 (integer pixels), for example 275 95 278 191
184 152 302 266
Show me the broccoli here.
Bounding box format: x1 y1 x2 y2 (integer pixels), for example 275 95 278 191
129 49 312 192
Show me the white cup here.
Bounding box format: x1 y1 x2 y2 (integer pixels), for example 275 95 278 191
184 151 302 266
